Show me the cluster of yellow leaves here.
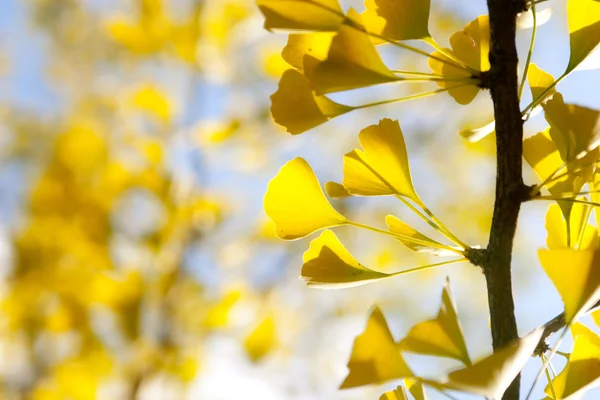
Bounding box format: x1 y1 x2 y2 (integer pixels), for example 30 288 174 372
261 0 487 135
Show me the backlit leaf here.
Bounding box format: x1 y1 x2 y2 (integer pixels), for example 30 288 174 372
340 306 413 388
517 7 553 29
244 315 277 362
566 0 600 73
343 119 420 202
430 328 544 399
398 278 471 366
257 0 344 32
264 157 348 240
281 33 335 71
301 230 393 288
545 203 597 250
538 248 600 323
528 63 556 101
379 386 409 400
405 378 429 400
270 69 353 134
386 215 456 256
544 323 600 399
304 9 400 94
362 0 431 42
325 181 351 198
428 15 489 105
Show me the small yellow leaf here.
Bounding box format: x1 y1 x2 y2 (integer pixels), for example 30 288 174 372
545 203 597 250
270 69 353 134
539 248 600 323
405 378 429 400
386 215 457 256
131 85 172 122
566 0 600 73
301 230 392 288
245 315 278 362
379 386 409 400
544 323 600 399
528 63 556 101
257 0 344 32
361 0 431 41
543 92 600 163
398 278 471 366
459 118 495 143
343 119 420 202
264 157 347 240
428 15 489 105
431 328 544 399
340 306 413 388
325 181 351 198
281 33 335 71
304 9 400 94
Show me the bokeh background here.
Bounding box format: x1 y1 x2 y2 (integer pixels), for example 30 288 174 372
0 0 599 399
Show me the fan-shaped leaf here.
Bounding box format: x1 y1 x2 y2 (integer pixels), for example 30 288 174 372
361 0 431 42
271 69 353 134
304 9 400 94
343 119 420 202
386 215 456 256
325 181 351 198
281 33 335 71
258 0 344 32
340 306 413 388
398 278 471 366
528 63 556 101
264 157 347 240
545 203 598 250
566 0 600 73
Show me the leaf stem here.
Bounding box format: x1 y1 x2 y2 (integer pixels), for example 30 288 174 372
419 203 470 250
541 354 557 400
526 326 569 400
351 84 471 110
518 2 537 99
391 258 467 277
423 37 472 70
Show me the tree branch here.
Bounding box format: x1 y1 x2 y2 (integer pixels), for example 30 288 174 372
477 1 528 399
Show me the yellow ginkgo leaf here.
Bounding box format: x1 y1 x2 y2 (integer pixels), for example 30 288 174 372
244 315 278 362
325 181 351 198
304 9 401 94
459 118 495 142
543 93 600 164
379 386 409 400
398 278 471 366
257 0 344 32
270 69 353 134
361 0 431 42
430 328 544 399
538 248 600 323
130 85 172 123
545 203 598 250
405 378 429 400
528 63 556 101
566 0 600 73
264 157 347 240
428 15 489 105
544 323 600 399
386 215 458 256
281 33 335 71
343 119 420 202
340 306 413 388
301 230 393 288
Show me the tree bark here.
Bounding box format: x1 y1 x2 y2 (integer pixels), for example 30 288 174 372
480 0 528 399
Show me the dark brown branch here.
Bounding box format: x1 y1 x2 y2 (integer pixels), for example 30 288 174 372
475 0 528 399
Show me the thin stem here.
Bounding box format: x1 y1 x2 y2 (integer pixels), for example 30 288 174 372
541 354 558 400
423 37 472 70
518 2 537 99
347 221 464 255
351 84 471 110
419 204 470 250
532 196 600 207
522 72 567 117
391 258 467 277
390 70 448 78
530 159 570 196
526 326 569 400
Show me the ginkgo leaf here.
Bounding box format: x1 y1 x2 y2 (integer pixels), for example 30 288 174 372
361 0 431 42
398 278 471 366
340 306 413 388
543 92 600 163
538 247 600 323
566 0 600 73
281 33 335 71
544 323 600 399
301 230 393 288
405 378 429 400
343 119 420 203
264 157 348 240
459 118 495 142
270 69 353 134
244 315 278 362
325 181 351 198
379 385 409 400
517 7 553 29
257 0 345 32
304 9 401 94
528 63 556 101
428 15 489 105
545 203 598 250
386 215 457 256
429 328 544 399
